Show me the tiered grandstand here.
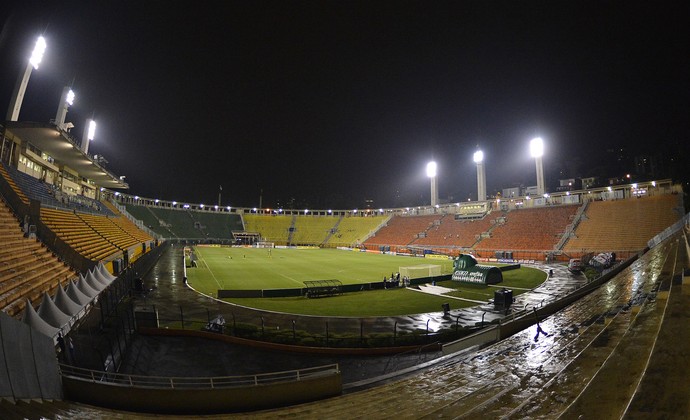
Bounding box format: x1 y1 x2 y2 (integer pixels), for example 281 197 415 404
327 214 389 247
242 213 293 245
364 214 442 247
563 194 683 256
475 205 579 259
0 198 76 317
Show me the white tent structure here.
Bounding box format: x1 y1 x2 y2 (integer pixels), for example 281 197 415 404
54 284 84 317
76 275 99 298
21 299 59 339
84 271 107 293
36 292 72 329
97 263 117 282
66 280 93 306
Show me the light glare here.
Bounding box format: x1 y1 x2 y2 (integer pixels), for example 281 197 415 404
66 89 75 105
530 137 544 158
473 150 484 163
87 120 96 140
426 161 437 178
30 36 47 69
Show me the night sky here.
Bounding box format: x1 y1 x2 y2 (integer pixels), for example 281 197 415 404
1 1 688 209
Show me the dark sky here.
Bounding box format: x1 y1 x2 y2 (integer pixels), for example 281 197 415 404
1 1 688 209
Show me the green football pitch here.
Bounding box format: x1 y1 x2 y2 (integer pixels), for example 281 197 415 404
185 246 546 316
187 246 454 290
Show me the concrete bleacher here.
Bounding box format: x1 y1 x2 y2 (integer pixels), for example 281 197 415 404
326 215 389 247
123 203 170 237
563 194 682 256
188 210 244 239
0 161 29 205
412 213 497 248
364 214 442 247
146 207 208 239
290 216 339 245
1 161 113 216
0 198 76 317
242 214 293 245
39 207 153 262
477 205 578 252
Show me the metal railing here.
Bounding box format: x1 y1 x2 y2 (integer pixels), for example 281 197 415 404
59 363 339 390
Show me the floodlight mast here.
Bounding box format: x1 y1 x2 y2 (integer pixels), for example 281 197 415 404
55 86 75 130
6 36 47 122
530 137 545 196
427 161 438 207
81 119 96 154
473 150 486 201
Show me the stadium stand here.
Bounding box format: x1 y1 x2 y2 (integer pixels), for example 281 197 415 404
0 161 29 204
563 194 682 256
2 161 113 216
412 213 498 248
0 197 76 317
475 205 578 255
364 214 442 248
188 210 244 239
243 214 293 245
39 207 153 262
326 214 389 247
123 203 170 237
290 215 339 245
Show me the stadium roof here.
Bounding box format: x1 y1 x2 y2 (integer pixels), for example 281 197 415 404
4 121 128 190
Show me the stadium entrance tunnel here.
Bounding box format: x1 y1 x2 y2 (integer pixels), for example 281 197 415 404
451 253 503 285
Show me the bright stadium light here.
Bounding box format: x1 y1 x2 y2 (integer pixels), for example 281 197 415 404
87 120 96 140
29 36 47 69
426 161 437 178
473 150 484 163
66 89 75 105
7 35 48 121
55 87 75 129
530 137 545 196
474 149 486 201
81 119 96 154
530 137 544 158
427 161 438 207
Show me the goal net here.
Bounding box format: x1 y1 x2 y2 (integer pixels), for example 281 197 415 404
399 264 443 279
255 241 275 248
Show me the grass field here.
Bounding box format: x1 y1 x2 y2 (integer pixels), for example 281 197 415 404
186 246 547 316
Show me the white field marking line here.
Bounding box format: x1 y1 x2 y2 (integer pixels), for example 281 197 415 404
195 248 223 289
277 272 303 286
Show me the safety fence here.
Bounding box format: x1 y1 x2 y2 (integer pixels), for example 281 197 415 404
59 363 339 389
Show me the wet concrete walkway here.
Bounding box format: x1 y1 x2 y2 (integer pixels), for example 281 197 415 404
231 231 689 418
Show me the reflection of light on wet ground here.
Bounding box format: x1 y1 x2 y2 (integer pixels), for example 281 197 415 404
426 317 444 332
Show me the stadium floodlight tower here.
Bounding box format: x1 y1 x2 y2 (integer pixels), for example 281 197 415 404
54 87 75 130
6 35 47 121
530 137 545 196
426 161 438 207
81 119 96 154
473 149 486 201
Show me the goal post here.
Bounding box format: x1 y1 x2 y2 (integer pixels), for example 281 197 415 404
399 264 442 279
255 241 275 248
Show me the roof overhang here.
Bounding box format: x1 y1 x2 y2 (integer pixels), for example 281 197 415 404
4 121 128 190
